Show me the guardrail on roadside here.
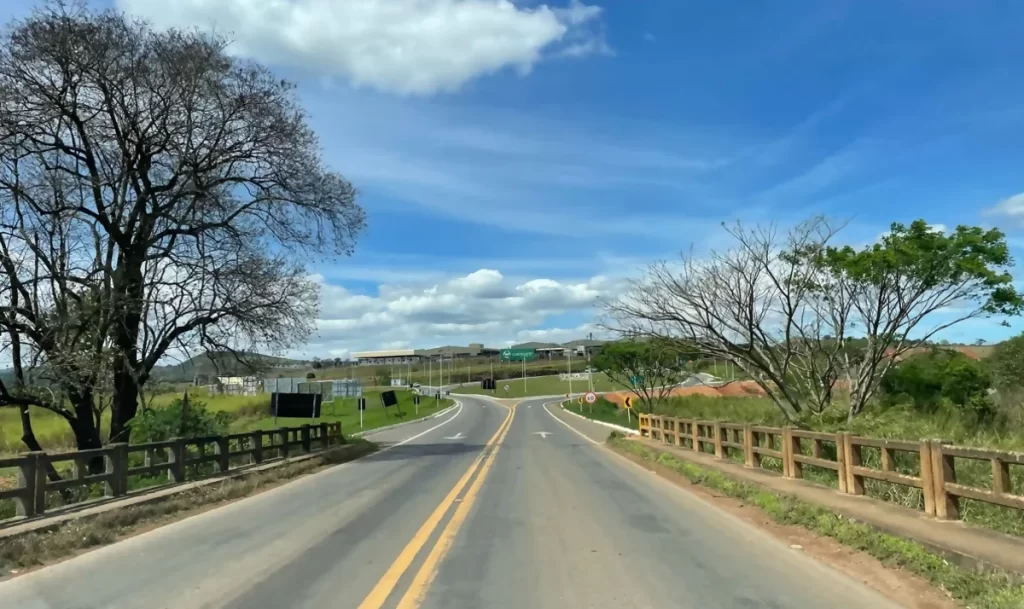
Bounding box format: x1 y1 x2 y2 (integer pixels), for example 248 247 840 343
638 413 1024 521
0 422 343 524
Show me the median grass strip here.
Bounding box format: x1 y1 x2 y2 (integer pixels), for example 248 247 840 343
607 434 1024 609
0 438 377 577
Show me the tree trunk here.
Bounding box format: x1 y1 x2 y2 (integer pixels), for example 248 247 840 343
17 406 67 484
67 386 105 473
109 254 146 444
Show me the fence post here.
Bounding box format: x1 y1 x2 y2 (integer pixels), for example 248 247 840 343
17 452 43 517
109 443 129 497
785 428 802 479
691 419 700 452
319 423 329 450
169 438 186 483
216 437 230 473
251 431 263 465
713 421 724 459
742 426 755 468
280 429 290 459
301 424 312 452
844 434 864 495
930 440 960 520
917 440 936 516
835 433 848 494
780 427 793 478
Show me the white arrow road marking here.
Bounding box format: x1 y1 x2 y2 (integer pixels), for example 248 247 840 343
533 431 552 439
444 432 466 440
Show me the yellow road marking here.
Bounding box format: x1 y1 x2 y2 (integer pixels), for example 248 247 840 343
395 404 516 609
356 402 513 609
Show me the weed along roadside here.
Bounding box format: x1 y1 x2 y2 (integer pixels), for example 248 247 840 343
606 434 1024 609
0 438 378 577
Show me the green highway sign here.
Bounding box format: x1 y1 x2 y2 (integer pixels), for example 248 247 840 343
500 348 536 361
629 375 644 386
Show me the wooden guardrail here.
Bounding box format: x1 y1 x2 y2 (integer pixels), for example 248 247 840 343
637 413 1023 522
0 422 342 523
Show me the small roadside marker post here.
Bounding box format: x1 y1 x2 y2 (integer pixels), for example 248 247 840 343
624 395 634 426
358 397 365 429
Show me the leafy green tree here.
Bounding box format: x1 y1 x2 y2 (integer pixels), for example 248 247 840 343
591 339 686 413
986 333 1024 390
818 220 1020 418
880 348 995 423
373 367 391 387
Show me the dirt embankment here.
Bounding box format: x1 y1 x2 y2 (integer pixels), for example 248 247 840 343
604 380 767 405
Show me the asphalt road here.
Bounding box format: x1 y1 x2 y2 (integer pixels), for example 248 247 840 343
0 395 906 609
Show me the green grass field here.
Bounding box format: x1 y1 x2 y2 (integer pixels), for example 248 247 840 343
561 397 640 429
0 387 448 456
232 390 454 435
454 373 627 398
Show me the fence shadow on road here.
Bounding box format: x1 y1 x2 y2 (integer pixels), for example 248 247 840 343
361 442 484 462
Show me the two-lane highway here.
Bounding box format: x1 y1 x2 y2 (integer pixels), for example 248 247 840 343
1 395 909 608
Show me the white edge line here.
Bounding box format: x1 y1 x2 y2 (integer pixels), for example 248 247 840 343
362 401 464 453
559 404 639 436
351 402 459 438
542 400 599 445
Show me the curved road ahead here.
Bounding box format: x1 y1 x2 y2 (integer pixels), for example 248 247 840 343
1 395 903 609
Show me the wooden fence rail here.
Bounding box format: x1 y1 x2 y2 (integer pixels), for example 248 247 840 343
637 413 1024 522
1 422 342 523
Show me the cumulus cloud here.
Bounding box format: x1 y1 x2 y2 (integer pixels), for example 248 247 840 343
118 0 607 95
983 193 1024 227
301 269 620 356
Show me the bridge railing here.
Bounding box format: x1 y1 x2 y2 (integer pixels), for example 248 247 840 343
1 422 342 524
637 414 1024 522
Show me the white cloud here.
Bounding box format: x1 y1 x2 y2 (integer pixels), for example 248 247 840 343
118 0 606 95
298 269 621 356
983 193 1024 227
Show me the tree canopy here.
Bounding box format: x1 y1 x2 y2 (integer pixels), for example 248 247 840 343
0 3 364 451
591 339 688 413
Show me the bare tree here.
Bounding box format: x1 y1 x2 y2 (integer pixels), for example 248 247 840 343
0 3 365 445
605 218 1021 422
605 218 846 423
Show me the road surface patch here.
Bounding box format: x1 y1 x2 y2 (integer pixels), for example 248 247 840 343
355 402 513 609
395 403 516 609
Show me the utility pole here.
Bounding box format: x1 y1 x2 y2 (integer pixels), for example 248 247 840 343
568 348 573 397
490 360 494 394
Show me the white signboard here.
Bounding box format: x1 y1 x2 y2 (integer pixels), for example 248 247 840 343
391 378 405 387
559 372 592 381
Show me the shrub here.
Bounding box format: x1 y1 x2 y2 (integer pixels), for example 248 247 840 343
128 398 232 443
879 348 993 421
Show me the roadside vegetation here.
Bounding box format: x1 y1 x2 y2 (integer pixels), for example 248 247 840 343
609 434 1024 609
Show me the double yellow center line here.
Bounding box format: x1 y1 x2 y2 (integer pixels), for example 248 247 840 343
357 402 516 609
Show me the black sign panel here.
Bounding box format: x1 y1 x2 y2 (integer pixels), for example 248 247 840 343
358 397 367 411
380 390 399 407
271 393 322 418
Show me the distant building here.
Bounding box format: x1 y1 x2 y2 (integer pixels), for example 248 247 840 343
352 343 500 365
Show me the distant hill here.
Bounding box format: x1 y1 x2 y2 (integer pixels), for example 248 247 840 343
150 351 306 382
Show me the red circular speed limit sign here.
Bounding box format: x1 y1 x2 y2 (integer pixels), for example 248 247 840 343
584 391 597 404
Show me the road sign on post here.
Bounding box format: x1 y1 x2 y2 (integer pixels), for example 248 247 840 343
503 384 509 395
584 392 597 404
500 348 536 361
623 395 634 409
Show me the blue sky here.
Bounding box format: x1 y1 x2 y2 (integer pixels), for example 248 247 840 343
6 0 1024 356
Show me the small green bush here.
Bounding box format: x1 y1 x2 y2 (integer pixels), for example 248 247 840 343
128 398 232 443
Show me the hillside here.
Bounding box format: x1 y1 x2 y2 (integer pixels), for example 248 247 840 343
150 352 306 382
